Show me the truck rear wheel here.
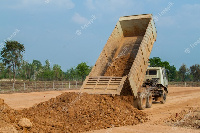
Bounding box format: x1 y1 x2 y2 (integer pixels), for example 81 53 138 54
137 93 146 110
146 92 152 108
160 91 167 104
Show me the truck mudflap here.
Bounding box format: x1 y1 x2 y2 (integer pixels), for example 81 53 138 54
81 76 127 95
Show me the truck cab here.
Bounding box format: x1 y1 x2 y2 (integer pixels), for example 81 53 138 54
140 67 168 108
144 67 168 89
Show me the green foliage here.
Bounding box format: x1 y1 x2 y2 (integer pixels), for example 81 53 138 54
149 57 170 70
10 59 92 81
53 64 63 81
149 57 162 67
37 60 52 80
45 59 50 70
66 67 77 81
32 60 42 71
190 64 200 82
0 41 25 82
178 64 187 82
0 62 5 79
31 60 43 80
18 60 31 79
65 63 92 81
168 65 177 81
76 62 90 82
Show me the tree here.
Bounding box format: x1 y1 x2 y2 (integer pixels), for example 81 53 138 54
168 65 177 81
0 62 5 79
32 60 42 71
45 59 50 70
76 62 90 82
53 64 63 81
18 60 31 80
149 57 162 67
190 64 200 82
161 61 170 70
178 64 187 82
66 67 77 81
38 59 52 81
32 60 42 80
0 41 25 82
149 57 170 70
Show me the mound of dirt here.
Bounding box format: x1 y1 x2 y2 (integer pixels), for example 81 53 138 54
0 98 15 125
0 98 19 133
18 92 147 132
0 93 147 132
165 107 200 129
0 125 18 133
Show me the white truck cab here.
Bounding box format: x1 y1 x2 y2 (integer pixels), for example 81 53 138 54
145 67 168 88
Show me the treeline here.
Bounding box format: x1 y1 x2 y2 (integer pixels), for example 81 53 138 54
0 60 92 81
0 41 92 81
0 41 199 82
0 59 92 81
149 57 200 82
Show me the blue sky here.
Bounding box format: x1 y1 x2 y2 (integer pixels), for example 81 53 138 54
0 0 200 71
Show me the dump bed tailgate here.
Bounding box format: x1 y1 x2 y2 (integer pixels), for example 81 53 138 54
81 76 127 95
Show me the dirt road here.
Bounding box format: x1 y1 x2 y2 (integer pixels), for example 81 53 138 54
0 90 79 110
0 87 200 133
87 87 200 133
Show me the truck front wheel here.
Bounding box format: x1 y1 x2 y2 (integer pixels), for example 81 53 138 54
137 92 147 110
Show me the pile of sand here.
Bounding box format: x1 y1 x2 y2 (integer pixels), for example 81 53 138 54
0 93 148 132
0 98 19 132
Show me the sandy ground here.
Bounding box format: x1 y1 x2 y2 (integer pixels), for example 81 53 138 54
0 90 79 110
0 87 200 133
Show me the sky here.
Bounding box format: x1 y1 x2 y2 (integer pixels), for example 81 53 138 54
0 0 200 71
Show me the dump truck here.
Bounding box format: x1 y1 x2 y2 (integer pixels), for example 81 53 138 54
81 14 167 110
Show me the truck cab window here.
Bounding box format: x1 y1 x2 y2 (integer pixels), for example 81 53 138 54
149 70 157 75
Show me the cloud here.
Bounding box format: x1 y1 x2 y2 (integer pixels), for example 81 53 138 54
107 0 134 9
50 0 75 9
72 13 88 25
153 3 194 28
8 0 75 10
85 0 134 12
85 0 96 10
22 0 42 5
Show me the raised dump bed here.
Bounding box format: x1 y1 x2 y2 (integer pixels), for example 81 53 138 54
81 14 157 97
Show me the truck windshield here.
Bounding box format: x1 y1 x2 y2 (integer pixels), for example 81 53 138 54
149 70 157 75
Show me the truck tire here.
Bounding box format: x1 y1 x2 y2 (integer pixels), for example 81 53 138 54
137 92 147 110
160 91 167 104
146 92 152 108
